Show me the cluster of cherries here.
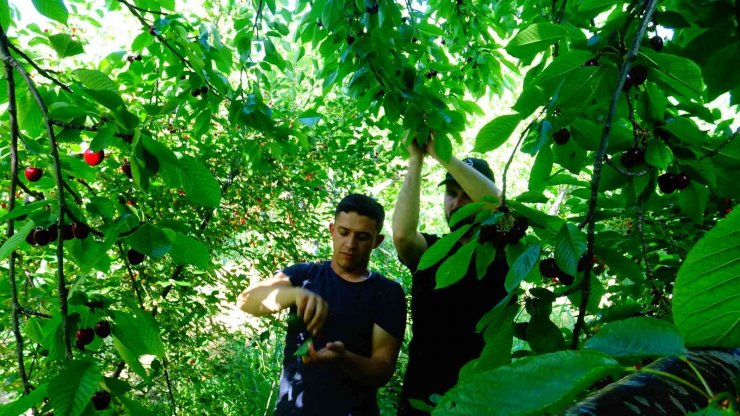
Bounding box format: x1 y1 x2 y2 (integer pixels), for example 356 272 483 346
539 254 596 285
26 222 90 246
658 172 691 194
478 215 529 249
75 319 112 350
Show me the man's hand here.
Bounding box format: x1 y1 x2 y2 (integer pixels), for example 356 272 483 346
302 341 346 364
295 288 328 335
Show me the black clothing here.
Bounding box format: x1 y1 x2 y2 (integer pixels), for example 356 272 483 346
275 261 407 416
398 234 508 415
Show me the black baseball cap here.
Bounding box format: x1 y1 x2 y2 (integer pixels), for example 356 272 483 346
438 157 495 186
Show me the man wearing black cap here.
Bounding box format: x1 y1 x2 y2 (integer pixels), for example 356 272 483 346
392 138 509 415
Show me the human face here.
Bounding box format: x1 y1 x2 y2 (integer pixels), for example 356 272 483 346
330 211 385 277
444 183 473 226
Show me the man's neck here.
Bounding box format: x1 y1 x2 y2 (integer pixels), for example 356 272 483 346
330 261 370 283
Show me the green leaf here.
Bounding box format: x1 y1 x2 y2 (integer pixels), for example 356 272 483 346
0 384 47 416
579 0 618 11
433 135 453 162
475 242 497 280
568 276 604 314
436 240 476 289
137 313 165 358
48 360 102 416
32 0 68 25
294 338 312 357
673 208 740 348
644 139 673 169
593 245 643 282
664 117 708 146
434 350 621 416
533 50 593 88
449 202 485 228
123 223 172 260
0 221 35 260
642 50 704 97
584 317 686 362
460 305 516 377
474 114 521 153
0 0 10 30
178 156 221 208
74 69 118 92
113 337 149 380
298 109 321 127
504 244 540 292
526 314 566 354
418 225 472 270
554 224 586 276
169 232 210 269
48 33 84 58
678 182 709 224
120 396 156 416
505 23 569 61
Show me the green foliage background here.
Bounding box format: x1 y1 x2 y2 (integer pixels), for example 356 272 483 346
0 0 738 415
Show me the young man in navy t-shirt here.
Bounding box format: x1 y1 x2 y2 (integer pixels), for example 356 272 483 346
238 194 407 416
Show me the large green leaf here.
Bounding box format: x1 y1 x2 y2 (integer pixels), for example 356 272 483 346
584 317 686 363
554 224 586 276
74 69 118 92
123 223 172 259
120 396 155 416
418 224 472 270
169 232 210 269
593 245 643 282
473 114 521 153
0 221 35 260
673 208 740 347
532 50 593 88
433 350 621 416
112 337 149 380
48 33 84 58
504 244 540 292
505 23 569 61
644 139 673 169
31 0 68 24
526 314 566 354
436 240 476 289
0 384 47 416
642 51 704 97
678 182 709 224
460 305 516 377
449 202 485 228
178 156 222 208
48 360 102 416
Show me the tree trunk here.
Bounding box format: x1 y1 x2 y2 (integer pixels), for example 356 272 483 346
565 349 740 415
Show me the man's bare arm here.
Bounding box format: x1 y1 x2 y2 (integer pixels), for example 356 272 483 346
307 324 402 387
237 272 328 335
392 147 429 269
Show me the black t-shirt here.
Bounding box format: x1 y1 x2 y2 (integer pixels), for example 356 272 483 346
399 234 508 414
275 261 407 416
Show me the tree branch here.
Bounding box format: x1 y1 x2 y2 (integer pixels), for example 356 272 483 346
0 22 33 396
571 0 659 349
1 25 73 360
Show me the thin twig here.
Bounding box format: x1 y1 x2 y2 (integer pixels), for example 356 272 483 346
698 128 738 161
637 204 665 310
20 306 53 319
571 0 659 349
8 43 72 92
604 156 650 176
0 22 33 396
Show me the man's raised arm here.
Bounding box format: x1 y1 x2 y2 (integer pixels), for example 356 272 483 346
392 146 429 269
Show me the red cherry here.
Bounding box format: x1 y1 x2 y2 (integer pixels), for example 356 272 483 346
127 249 146 265
25 167 43 182
91 390 111 410
84 148 105 166
95 320 111 338
72 222 91 239
76 328 95 346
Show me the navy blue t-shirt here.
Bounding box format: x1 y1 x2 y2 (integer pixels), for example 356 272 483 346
275 261 407 416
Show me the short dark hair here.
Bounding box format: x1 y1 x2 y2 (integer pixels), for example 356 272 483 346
335 194 385 231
